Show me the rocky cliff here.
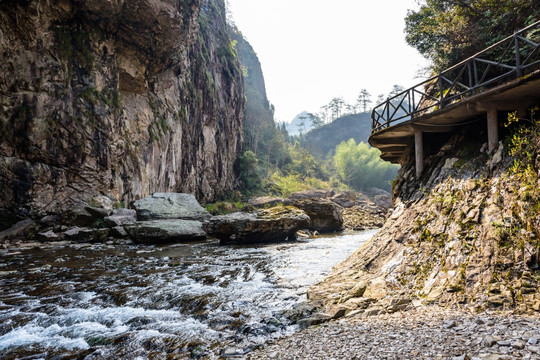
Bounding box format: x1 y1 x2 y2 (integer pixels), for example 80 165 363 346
309 117 540 314
0 0 244 221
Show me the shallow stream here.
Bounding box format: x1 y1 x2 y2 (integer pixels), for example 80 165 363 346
0 230 375 359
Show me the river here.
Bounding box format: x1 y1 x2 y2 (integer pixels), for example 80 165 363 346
0 230 375 359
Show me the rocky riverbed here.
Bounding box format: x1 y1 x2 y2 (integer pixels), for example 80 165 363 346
247 306 540 360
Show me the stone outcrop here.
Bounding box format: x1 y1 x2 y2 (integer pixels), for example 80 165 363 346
287 198 343 233
204 206 310 244
309 127 540 314
133 193 211 221
0 0 245 221
124 220 206 243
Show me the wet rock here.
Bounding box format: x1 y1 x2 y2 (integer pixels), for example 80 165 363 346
297 313 332 329
110 226 128 238
104 208 137 227
287 198 343 232
204 206 310 244
64 227 109 242
124 220 206 243
284 302 318 322
133 193 211 221
36 230 60 241
248 197 284 209
0 219 38 242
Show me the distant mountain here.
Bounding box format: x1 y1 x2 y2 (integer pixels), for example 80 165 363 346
285 111 315 136
302 113 372 157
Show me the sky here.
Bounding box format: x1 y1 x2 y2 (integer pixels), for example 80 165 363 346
227 0 430 123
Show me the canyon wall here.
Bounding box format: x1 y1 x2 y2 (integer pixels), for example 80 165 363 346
0 0 244 220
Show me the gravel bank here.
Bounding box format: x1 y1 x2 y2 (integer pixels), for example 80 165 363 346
246 306 540 360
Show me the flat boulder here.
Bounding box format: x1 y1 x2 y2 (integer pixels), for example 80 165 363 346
288 198 343 233
204 206 310 244
133 193 211 221
287 189 335 200
124 220 207 243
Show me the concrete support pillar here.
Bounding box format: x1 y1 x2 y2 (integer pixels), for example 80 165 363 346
414 129 424 178
487 108 499 152
517 106 528 120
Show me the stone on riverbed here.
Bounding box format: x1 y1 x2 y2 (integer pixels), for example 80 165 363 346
0 219 38 242
124 220 206 243
104 208 137 227
133 193 211 221
286 198 343 233
204 206 310 244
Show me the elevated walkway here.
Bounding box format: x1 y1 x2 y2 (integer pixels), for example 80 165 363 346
369 20 540 176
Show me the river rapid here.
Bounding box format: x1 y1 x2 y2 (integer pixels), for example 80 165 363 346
0 230 375 359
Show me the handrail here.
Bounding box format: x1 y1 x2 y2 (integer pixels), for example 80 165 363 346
371 20 540 134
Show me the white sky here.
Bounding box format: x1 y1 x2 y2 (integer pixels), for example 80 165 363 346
228 0 430 123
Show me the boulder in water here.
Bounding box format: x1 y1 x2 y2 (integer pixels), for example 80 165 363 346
133 193 211 221
104 208 137 227
204 206 310 244
287 198 343 233
124 220 207 243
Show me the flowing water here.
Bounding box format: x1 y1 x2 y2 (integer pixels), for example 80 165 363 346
0 230 376 359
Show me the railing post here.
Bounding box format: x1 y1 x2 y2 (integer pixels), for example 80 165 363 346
415 129 424 177
468 61 475 95
515 31 522 78
386 99 390 128
438 73 444 108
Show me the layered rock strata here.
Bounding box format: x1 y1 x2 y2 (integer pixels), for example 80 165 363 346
309 128 540 314
0 0 244 220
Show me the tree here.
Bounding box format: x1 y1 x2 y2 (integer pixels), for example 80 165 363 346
405 0 540 71
327 97 346 122
307 112 324 129
333 139 399 191
356 89 372 113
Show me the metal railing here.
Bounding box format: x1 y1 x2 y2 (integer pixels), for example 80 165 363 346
371 20 540 134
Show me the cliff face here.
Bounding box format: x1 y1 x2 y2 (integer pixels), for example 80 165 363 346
0 0 244 219
309 120 540 313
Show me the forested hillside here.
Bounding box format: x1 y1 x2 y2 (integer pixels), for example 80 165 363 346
301 113 372 157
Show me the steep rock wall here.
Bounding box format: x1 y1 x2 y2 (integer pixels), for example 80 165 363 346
0 0 244 219
309 120 540 313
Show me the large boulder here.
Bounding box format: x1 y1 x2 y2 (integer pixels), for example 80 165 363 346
124 220 207 243
0 219 38 242
104 208 137 227
330 191 357 208
133 193 211 221
204 206 310 244
288 198 343 233
288 189 335 200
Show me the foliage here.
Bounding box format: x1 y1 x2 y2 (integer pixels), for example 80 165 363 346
269 173 335 198
405 0 540 71
237 150 262 194
205 201 244 215
333 139 399 191
505 106 540 186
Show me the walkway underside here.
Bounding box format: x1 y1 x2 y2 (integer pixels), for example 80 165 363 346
369 71 540 163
